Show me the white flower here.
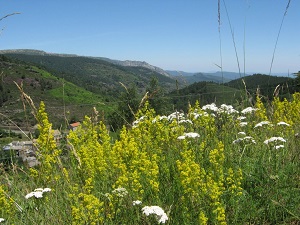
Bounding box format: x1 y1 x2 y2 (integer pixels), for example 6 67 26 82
241 107 257 114
142 206 168 224
202 103 218 112
185 132 200 138
233 136 256 144
240 122 248 127
218 104 238 114
277 121 290 126
168 112 185 121
178 119 193 124
177 132 200 140
0 218 5 223
254 121 270 128
177 135 186 140
25 188 51 199
25 191 43 199
112 187 128 197
238 132 246 136
237 116 246 120
275 145 284 149
264 137 286 145
42 188 51 193
133 200 142 206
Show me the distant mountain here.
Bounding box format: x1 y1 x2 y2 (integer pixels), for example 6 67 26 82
96 57 171 77
225 73 299 100
166 70 245 84
0 49 170 78
0 49 177 99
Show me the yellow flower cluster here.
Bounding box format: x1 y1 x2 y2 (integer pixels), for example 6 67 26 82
35 101 61 183
254 95 268 121
110 126 159 199
0 185 15 220
71 192 104 225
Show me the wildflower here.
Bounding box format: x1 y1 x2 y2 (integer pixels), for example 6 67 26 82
275 145 284 149
25 188 51 199
237 116 246 120
132 116 147 127
168 112 185 121
132 200 142 206
142 206 168 224
233 136 256 144
241 107 257 114
112 187 128 197
264 137 286 145
218 104 238 114
0 218 4 223
277 121 290 126
25 191 43 199
178 119 193 124
239 122 248 127
238 132 246 136
177 132 200 140
202 103 218 112
254 121 271 128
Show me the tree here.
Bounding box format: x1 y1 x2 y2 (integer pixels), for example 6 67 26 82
294 71 300 86
108 84 139 131
146 76 170 114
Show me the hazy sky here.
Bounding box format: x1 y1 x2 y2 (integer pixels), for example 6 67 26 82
1 1 299 74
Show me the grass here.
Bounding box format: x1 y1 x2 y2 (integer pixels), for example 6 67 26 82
0 94 300 224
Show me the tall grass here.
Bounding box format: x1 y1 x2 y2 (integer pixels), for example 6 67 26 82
1 94 300 224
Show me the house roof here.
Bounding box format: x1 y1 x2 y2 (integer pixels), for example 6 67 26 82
69 122 81 127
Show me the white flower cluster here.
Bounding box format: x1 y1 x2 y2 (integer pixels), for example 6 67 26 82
277 121 290 126
0 218 5 223
177 132 200 140
142 205 168 224
25 188 51 199
241 107 257 114
132 116 147 128
263 137 286 145
218 104 239 114
254 121 271 128
202 103 218 112
167 111 185 121
233 136 256 144
132 200 142 206
112 187 128 197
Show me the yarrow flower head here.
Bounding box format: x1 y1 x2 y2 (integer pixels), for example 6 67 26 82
0 218 5 223
218 104 238 114
239 122 248 127
142 206 168 224
25 188 51 199
177 132 200 140
233 136 256 144
168 111 185 121
112 187 128 197
202 103 218 112
254 121 271 128
132 200 142 206
277 121 290 126
275 145 285 149
241 107 257 114
264 137 286 145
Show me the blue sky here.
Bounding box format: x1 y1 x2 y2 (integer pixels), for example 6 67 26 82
0 1 299 74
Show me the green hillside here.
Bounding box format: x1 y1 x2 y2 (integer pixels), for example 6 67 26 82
0 55 108 128
225 73 298 99
1 51 177 100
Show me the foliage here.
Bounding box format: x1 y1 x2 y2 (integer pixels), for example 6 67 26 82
1 94 300 224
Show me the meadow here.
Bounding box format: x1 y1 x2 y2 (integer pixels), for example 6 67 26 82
1 91 300 224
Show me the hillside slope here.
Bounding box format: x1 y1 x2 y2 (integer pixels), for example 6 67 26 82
0 50 177 99
0 55 108 127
